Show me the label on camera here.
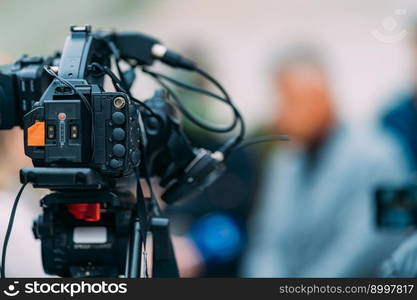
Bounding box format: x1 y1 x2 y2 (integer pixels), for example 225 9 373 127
73 227 107 244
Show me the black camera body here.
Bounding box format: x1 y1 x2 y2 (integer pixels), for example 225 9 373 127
19 26 141 179
23 84 141 177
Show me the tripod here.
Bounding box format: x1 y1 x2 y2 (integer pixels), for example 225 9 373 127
21 167 179 278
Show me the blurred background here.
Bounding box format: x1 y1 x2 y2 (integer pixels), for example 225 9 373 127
1 0 417 124
2 0 417 277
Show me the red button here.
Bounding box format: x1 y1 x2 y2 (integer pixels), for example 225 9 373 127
67 203 101 222
58 113 66 120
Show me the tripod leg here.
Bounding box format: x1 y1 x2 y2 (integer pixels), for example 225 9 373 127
126 219 142 278
151 217 179 277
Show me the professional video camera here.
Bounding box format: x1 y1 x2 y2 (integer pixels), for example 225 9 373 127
0 25 275 278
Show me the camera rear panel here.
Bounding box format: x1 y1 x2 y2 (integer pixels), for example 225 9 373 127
91 92 141 176
24 89 141 177
44 99 90 164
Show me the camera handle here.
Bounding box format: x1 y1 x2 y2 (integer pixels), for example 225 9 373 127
150 217 179 277
127 170 179 278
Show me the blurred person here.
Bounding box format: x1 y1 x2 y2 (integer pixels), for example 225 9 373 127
381 232 417 277
0 54 45 277
378 21 417 278
241 48 413 277
381 20 417 169
381 97 417 171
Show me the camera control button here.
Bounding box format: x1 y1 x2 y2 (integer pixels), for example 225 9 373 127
112 112 125 125
112 144 126 157
112 128 126 141
131 150 140 164
109 159 122 169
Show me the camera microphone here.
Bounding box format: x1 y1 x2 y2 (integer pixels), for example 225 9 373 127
151 44 196 71
106 32 196 70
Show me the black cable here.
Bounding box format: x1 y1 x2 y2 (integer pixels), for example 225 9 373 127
136 62 285 166
142 68 239 130
195 68 232 102
115 58 130 93
101 34 129 92
143 66 246 157
142 68 232 105
1 183 28 278
43 66 96 160
146 71 238 133
89 63 126 93
194 67 246 157
137 123 162 217
88 62 160 119
131 97 160 119
43 66 93 113
228 135 289 156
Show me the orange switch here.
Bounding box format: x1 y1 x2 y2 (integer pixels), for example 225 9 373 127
27 121 45 147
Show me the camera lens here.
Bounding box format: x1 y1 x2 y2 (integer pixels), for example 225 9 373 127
0 74 17 129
